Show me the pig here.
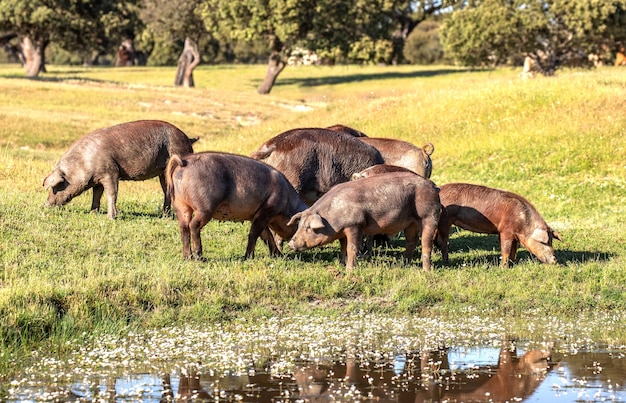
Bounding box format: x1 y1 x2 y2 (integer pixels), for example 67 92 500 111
325 124 369 137
43 120 198 219
437 183 562 267
351 164 422 255
326 124 435 178
287 171 441 271
165 151 309 260
351 164 414 181
249 128 384 206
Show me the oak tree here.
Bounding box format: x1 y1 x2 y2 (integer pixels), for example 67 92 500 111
440 0 626 75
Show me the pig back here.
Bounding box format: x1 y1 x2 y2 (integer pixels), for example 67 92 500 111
358 137 433 178
311 171 440 230
65 120 196 181
169 151 304 220
439 183 545 233
250 128 383 204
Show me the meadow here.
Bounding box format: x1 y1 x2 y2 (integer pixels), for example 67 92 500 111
0 63 625 376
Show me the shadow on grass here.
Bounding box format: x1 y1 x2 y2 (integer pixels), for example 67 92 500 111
273 67 472 88
0 73 120 85
440 233 614 268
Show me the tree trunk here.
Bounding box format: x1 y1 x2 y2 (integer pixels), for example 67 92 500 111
0 33 20 63
115 39 135 67
20 36 47 77
174 37 200 87
83 50 104 66
257 51 286 95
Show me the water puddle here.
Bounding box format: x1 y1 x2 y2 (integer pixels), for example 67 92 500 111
3 314 625 402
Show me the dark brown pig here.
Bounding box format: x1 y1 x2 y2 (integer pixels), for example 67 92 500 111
287 171 441 271
437 183 562 267
327 124 435 178
166 152 309 260
43 120 198 219
249 128 383 206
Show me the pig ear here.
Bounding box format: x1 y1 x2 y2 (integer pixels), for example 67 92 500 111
43 170 64 189
530 228 549 243
551 229 563 242
309 214 325 230
287 212 303 227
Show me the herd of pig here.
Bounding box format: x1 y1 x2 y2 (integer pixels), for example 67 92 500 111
43 120 562 270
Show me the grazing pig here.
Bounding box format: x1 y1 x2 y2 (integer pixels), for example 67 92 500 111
287 171 441 271
249 128 383 206
43 120 198 219
351 164 422 255
437 183 562 267
327 124 435 178
166 152 309 260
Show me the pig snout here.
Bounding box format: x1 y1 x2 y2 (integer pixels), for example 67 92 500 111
288 238 304 251
538 250 558 264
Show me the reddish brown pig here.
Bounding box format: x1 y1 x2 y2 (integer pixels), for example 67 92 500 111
43 120 197 219
287 171 441 271
437 183 562 267
166 152 309 260
249 128 383 206
327 124 434 178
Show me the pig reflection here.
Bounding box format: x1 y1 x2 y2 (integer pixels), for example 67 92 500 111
291 342 554 403
434 342 554 403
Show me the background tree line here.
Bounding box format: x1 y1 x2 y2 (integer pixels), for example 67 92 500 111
1 0 624 93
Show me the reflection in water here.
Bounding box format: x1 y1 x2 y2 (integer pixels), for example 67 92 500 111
60 340 625 402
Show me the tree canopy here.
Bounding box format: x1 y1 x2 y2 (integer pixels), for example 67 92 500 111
197 0 461 93
440 0 626 75
0 0 141 76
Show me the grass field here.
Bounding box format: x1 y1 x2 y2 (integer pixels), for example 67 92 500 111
0 63 625 373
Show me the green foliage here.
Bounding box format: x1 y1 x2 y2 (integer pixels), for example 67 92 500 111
0 63 624 360
441 0 626 73
404 20 444 65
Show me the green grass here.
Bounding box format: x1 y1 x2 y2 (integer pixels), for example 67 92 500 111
0 63 625 374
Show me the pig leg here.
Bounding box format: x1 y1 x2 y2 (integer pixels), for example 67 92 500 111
159 174 171 215
499 233 517 268
420 221 437 272
436 217 452 264
343 227 363 270
246 217 276 259
101 177 119 219
91 184 104 214
189 211 211 260
403 224 419 266
339 238 348 265
260 228 282 257
174 204 194 259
